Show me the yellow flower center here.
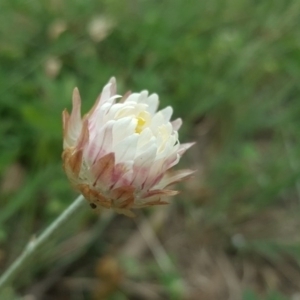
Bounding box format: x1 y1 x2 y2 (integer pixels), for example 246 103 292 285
135 111 150 134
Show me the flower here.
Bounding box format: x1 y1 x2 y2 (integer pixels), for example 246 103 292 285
62 77 194 217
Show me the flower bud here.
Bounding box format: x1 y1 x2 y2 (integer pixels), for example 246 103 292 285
62 78 194 217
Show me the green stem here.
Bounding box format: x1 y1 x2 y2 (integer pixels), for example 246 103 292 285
0 195 86 291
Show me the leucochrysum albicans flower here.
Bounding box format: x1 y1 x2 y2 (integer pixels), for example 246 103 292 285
62 78 194 217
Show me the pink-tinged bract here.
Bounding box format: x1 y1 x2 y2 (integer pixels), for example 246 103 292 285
62 77 194 217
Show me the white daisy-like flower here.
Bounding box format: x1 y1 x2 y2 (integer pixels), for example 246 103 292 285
62 77 194 217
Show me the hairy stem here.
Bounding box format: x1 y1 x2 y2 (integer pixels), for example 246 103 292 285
0 195 86 291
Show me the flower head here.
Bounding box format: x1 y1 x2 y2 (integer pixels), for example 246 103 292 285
62 77 194 217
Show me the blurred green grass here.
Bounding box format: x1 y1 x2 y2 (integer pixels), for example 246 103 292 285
1 0 300 298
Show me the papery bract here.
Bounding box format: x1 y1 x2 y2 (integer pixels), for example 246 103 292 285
62 77 194 217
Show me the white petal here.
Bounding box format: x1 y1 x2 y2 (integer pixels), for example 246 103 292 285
155 169 195 189
114 104 136 119
101 122 115 154
171 118 182 131
137 128 154 148
89 102 113 136
137 90 149 103
150 113 165 131
178 142 195 156
105 103 126 120
112 117 136 146
114 134 139 163
146 93 159 115
143 157 164 189
132 144 157 187
161 150 180 170
109 77 117 95
159 106 173 122
100 81 113 104
134 143 157 168
136 136 156 157
86 120 115 164
124 93 140 103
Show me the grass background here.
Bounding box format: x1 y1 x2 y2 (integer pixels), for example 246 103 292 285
1 0 300 299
